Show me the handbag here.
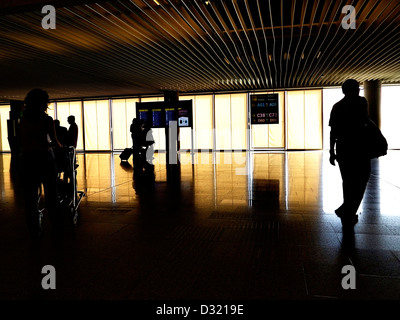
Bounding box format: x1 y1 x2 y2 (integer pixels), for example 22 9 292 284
363 119 388 159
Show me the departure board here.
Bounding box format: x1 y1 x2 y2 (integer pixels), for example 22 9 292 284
138 109 149 123
152 109 162 128
250 94 279 124
165 108 175 126
135 100 193 128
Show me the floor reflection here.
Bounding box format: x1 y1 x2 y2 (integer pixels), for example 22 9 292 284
2 150 400 300
2 150 400 218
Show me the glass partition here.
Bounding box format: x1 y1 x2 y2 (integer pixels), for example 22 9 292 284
215 93 247 150
56 101 84 150
112 98 138 150
83 100 111 151
381 85 400 149
287 90 322 150
0 105 10 152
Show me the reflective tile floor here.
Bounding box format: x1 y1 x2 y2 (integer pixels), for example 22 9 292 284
1 150 400 305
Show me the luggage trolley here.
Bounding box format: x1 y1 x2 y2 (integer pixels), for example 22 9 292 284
54 146 85 224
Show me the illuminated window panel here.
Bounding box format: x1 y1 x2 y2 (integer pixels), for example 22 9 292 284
83 100 111 151
287 91 305 149
112 98 138 150
304 90 322 149
215 93 247 150
287 90 322 150
322 88 342 150
251 91 285 149
47 102 56 119
193 95 213 150
180 95 213 152
381 85 400 149
231 93 247 150
0 105 10 152
215 94 231 150
56 101 84 151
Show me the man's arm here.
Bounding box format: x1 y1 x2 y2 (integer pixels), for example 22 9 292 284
329 127 337 166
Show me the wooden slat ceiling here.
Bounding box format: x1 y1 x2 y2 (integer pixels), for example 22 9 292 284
1 0 400 101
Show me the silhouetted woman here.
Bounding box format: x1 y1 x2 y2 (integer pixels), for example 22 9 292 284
20 89 62 238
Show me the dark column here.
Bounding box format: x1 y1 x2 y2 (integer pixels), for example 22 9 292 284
363 80 381 128
164 90 180 163
164 91 181 185
164 90 179 104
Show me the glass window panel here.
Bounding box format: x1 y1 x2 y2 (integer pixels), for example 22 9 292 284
287 91 305 149
83 101 97 151
0 105 10 152
322 88 342 150
305 90 322 149
215 94 232 150
252 123 268 149
97 100 111 150
381 85 400 149
83 100 110 151
141 97 163 102
112 99 127 150
193 95 213 150
56 101 84 150
112 98 138 150
47 103 55 119
126 98 138 147
231 93 247 150
178 127 192 151
287 90 322 150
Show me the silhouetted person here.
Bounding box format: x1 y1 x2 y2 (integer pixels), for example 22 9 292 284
20 88 62 238
67 115 78 148
329 79 371 227
141 120 155 170
53 119 68 146
130 118 142 168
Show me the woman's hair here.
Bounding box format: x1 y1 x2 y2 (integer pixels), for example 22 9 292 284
24 88 49 114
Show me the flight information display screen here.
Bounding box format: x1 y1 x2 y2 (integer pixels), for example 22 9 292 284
250 94 279 124
152 109 162 128
165 108 175 126
135 100 193 128
138 109 149 123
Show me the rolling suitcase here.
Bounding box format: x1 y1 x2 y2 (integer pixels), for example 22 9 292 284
119 148 133 162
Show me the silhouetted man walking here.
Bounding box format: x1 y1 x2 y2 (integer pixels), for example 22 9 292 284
329 79 371 227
